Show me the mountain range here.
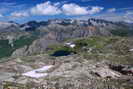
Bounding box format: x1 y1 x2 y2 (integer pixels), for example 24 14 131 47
0 18 133 59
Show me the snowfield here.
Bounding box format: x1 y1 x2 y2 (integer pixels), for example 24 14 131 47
22 65 53 78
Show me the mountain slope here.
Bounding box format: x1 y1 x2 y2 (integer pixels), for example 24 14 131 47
0 18 133 58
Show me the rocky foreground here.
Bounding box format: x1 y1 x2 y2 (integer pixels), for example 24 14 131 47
0 53 133 89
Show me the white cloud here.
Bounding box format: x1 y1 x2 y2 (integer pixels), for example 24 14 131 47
107 8 116 12
30 1 103 16
88 11 133 23
124 11 133 23
31 1 61 15
10 12 29 18
7 1 103 18
62 3 89 15
62 4 103 15
0 14 3 17
126 11 133 15
88 6 104 14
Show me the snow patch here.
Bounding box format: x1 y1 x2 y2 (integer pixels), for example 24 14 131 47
65 42 76 48
129 49 133 52
22 65 53 78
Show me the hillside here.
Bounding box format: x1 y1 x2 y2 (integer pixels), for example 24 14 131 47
0 18 133 88
1 36 133 89
0 18 133 59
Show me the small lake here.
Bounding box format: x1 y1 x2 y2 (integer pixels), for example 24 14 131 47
51 50 72 57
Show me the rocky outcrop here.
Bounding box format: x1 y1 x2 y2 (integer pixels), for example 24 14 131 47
12 34 58 57
12 46 28 57
92 65 121 78
1 54 133 89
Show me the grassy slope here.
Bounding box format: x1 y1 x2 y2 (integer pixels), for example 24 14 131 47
0 36 37 59
47 36 133 64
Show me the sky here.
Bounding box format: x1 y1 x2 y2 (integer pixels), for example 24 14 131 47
0 0 133 23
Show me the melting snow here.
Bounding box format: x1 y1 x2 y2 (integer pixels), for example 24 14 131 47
65 42 76 48
129 49 133 52
22 65 53 78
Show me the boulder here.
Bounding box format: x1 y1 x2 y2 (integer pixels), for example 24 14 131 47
92 66 121 78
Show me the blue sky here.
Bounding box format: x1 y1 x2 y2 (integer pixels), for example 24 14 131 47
0 0 133 23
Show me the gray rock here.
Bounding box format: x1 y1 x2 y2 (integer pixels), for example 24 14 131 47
12 46 28 57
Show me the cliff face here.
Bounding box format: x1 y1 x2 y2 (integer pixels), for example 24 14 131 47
12 24 112 57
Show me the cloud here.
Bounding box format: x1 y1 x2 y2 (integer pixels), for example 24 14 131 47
107 8 116 12
107 7 133 13
62 4 103 15
0 14 3 17
10 12 29 18
90 11 133 23
88 6 104 14
31 1 61 15
30 1 103 16
62 3 89 15
125 11 133 15
124 11 133 23
75 8 133 23
2 1 103 20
